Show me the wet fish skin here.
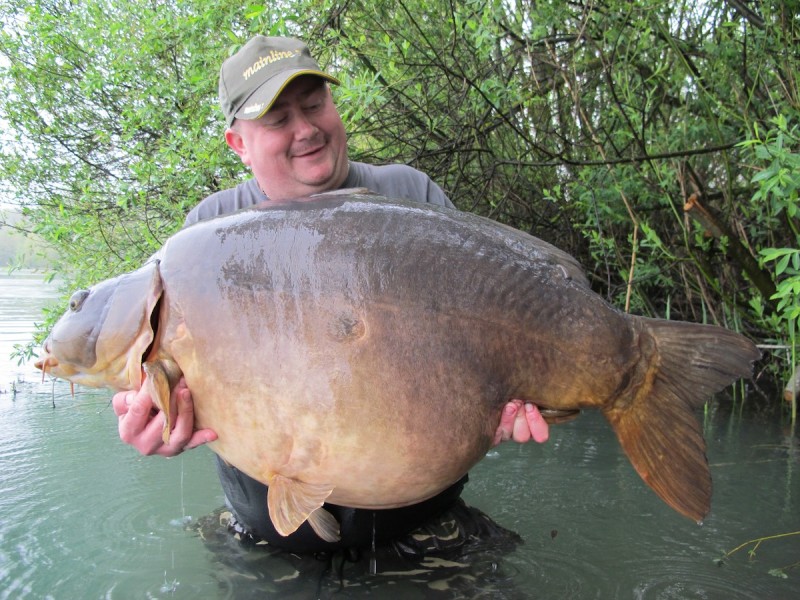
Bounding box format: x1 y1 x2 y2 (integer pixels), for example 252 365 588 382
36 192 760 540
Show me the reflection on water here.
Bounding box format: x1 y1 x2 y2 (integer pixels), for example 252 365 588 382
0 271 798 599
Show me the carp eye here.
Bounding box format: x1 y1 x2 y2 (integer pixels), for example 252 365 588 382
68 289 90 312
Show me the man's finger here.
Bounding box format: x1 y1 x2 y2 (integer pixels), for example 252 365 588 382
118 393 152 442
166 388 194 447
525 403 549 443
111 390 132 417
185 429 218 450
493 401 521 446
512 405 532 443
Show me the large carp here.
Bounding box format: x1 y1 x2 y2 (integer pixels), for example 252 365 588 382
36 192 759 542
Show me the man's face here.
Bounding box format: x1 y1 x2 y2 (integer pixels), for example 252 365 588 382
225 76 349 201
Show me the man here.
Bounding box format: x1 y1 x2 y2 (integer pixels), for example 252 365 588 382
112 36 549 553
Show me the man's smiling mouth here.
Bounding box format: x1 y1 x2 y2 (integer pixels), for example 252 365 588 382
294 143 325 158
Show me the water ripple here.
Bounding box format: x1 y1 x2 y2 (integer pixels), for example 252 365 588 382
628 555 776 599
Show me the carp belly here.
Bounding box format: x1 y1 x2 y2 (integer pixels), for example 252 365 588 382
168 300 500 510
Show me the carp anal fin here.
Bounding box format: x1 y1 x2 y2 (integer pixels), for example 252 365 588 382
143 360 172 444
606 318 759 523
267 475 339 541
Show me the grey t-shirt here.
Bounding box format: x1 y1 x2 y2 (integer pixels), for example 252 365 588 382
184 161 453 226
184 160 462 548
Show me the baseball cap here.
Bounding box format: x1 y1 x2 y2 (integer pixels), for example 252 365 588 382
218 36 340 127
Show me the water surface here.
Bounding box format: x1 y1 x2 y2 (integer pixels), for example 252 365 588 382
0 271 797 598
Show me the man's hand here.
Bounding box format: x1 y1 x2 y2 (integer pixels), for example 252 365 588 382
112 377 217 457
493 400 549 446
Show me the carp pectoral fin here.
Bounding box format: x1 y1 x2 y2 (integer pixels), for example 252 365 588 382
143 360 171 444
267 475 339 541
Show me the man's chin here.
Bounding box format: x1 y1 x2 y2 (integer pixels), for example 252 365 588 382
297 169 348 196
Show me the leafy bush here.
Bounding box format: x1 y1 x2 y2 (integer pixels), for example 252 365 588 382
1 0 798 393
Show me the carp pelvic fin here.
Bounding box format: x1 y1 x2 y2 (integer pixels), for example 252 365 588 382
267 474 338 540
606 319 760 523
308 507 341 543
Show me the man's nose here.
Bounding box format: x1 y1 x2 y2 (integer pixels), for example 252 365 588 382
293 113 319 139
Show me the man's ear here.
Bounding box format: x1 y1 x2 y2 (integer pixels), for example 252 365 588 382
224 127 249 165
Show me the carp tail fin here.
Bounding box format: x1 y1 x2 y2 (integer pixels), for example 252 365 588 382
267 475 339 541
605 319 759 523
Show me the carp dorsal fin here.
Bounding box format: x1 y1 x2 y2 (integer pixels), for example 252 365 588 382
267 475 339 541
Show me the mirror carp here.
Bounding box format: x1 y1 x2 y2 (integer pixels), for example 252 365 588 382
36 192 760 542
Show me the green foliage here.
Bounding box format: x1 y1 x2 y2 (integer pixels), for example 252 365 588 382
761 247 800 323
309 0 799 331
0 0 254 286
723 530 800 578
1 0 799 382
747 116 800 231
740 115 800 333
759 245 799 419
741 113 800 416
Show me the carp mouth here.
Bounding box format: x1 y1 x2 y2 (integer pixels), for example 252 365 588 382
34 349 60 383
34 342 54 372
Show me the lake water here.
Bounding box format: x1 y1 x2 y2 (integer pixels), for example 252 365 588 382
1 270 797 599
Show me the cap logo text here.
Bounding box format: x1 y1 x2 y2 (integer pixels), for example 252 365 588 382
242 49 301 80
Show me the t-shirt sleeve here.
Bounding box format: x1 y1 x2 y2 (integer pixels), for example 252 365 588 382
184 179 265 226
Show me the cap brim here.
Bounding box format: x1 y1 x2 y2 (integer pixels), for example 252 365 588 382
232 69 341 124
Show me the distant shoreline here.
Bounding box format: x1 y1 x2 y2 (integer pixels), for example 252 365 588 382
1 209 54 269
